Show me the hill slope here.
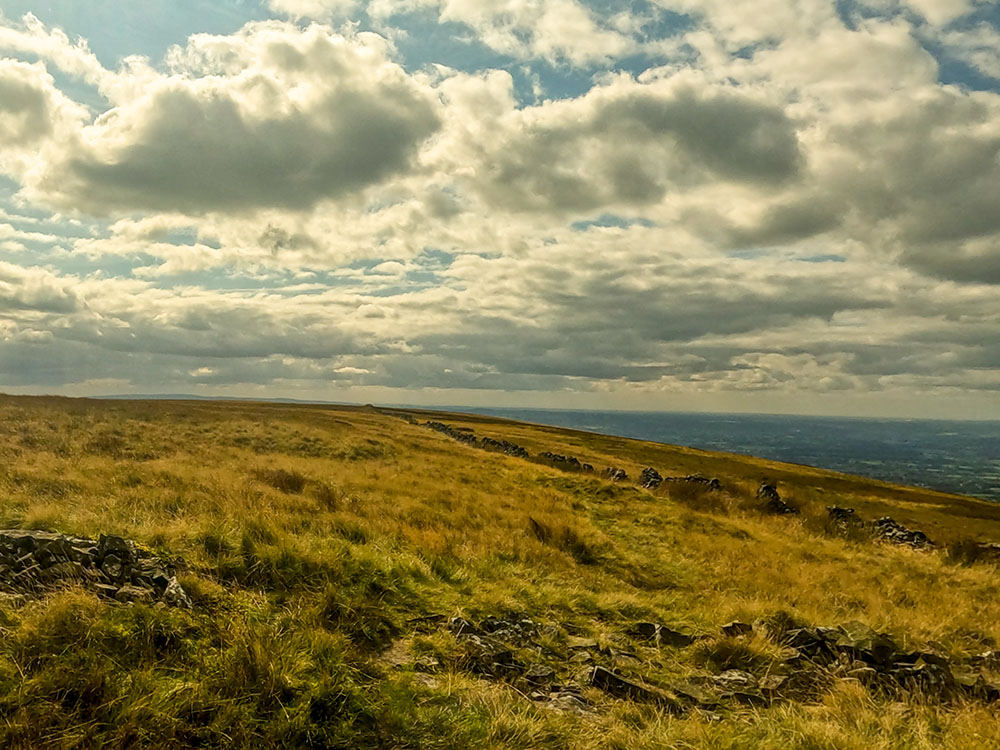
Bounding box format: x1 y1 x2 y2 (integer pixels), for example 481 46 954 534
1 395 1000 749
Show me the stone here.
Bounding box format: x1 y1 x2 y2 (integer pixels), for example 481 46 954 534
71 546 98 565
627 622 697 648
588 666 680 710
671 680 719 708
659 627 698 648
101 554 125 581
93 583 120 599
873 517 933 549
603 467 628 482
115 585 154 603
757 482 799 514
414 655 440 673
714 669 759 692
827 506 857 523
639 468 663 489
537 452 584 471
163 579 193 608
721 621 754 638
524 664 555 686
46 561 85 580
0 529 190 607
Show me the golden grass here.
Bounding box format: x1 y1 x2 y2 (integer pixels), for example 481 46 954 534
0 394 998 748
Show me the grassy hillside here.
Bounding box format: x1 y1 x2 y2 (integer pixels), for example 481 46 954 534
1 394 1000 749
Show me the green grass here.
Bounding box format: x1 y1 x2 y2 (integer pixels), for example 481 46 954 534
0 394 999 748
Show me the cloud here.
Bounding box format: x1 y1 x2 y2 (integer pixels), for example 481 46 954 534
0 58 87 177
370 0 633 66
24 22 441 215
0 12 110 87
0 3 998 415
442 69 802 214
0 261 79 313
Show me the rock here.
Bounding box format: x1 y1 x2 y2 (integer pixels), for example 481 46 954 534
603 467 628 482
628 622 660 641
827 506 857 524
639 468 663 489
582 464 594 473
714 669 758 692
99 534 136 564
448 617 481 636
524 664 555 686
670 679 719 708
537 452 584 471
46 561 85 580
480 436 529 458
460 635 523 680
536 685 591 715
588 666 680 710
757 482 798 514
414 655 440 673
626 622 697 648
163 579 193 608
721 621 754 638
0 529 191 607
847 666 879 683
873 517 933 549
115 585 154 603
101 554 125 581
93 583 120 599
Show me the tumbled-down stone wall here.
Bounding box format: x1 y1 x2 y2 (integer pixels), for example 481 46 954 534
0 529 191 607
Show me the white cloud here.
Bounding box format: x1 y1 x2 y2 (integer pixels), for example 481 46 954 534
0 3 999 414
939 24 1000 81
19 22 441 216
0 12 110 87
370 0 633 65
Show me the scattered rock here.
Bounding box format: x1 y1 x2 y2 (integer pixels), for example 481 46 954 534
603 467 628 482
826 506 858 524
535 685 592 715
721 621 754 638
757 482 798 514
627 621 698 648
639 467 663 489
525 664 556 686
873 517 933 549
425 421 479 446
422 421 532 459
480 436 530 458
664 474 723 490
0 530 190 607
588 666 680 710
537 452 585 471
779 620 999 702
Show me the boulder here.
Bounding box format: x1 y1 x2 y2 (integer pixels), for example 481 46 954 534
721 621 754 638
873 517 933 549
639 468 663 489
603 467 628 482
757 482 798 514
627 622 697 648
588 666 680 710
0 529 190 607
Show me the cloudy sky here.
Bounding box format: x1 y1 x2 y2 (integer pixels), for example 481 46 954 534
0 0 998 418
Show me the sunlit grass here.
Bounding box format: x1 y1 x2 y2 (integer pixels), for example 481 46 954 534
0 394 999 747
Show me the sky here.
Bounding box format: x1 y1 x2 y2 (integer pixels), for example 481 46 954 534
0 1 999 419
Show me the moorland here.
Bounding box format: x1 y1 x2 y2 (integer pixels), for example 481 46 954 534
2 395 1000 748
